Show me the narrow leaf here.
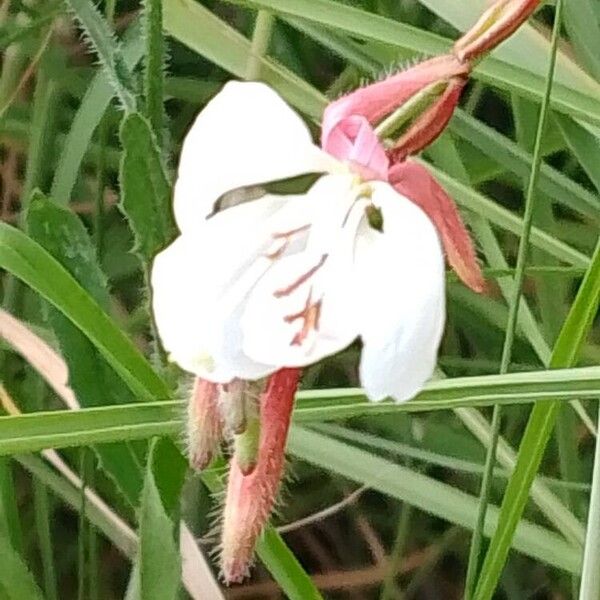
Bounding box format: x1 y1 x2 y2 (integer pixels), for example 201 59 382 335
0 532 44 600
138 439 182 600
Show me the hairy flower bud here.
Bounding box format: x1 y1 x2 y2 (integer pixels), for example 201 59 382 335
220 368 300 584
187 377 224 471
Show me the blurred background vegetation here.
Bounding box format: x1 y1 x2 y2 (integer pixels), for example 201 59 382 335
0 0 599 598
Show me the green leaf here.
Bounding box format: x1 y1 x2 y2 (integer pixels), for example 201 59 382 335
223 0 600 125
580 403 600 600
163 0 324 119
2 367 600 455
256 528 323 600
287 426 581 574
474 239 600 600
119 112 175 262
51 20 144 206
0 531 45 600
0 223 169 401
65 0 136 111
142 0 167 149
26 192 144 505
137 439 182 600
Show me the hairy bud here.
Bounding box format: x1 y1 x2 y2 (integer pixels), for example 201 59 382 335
187 377 224 471
220 369 300 584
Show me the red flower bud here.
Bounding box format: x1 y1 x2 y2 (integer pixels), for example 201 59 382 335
220 368 300 584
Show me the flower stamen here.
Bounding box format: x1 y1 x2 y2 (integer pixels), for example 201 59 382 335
284 292 323 346
273 254 328 298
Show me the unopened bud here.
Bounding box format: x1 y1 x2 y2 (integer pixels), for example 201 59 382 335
454 0 540 62
322 54 470 152
187 377 223 471
218 379 248 434
220 369 300 584
388 76 467 163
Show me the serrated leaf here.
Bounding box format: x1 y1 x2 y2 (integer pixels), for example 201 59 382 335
51 19 145 206
0 532 44 600
65 0 136 112
142 0 168 149
119 112 175 262
26 191 144 505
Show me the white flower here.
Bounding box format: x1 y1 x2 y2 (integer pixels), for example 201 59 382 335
151 81 445 402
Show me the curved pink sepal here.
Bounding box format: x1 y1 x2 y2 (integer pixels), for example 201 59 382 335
390 161 486 293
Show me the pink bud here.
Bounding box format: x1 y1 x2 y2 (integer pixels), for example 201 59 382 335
455 0 540 62
388 76 466 163
321 54 470 151
390 160 486 293
220 368 301 584
187 377 224 471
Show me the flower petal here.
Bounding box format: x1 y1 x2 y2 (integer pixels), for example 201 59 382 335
354 182 446 402
241 175 363 367
152 193 315 382
174 81 339 233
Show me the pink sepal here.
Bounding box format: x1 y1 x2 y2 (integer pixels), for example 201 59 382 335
390 160 486 293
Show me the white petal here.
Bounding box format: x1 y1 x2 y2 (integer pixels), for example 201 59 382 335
151 193 315 382
174 81 341 233
241 175 363 367
355 182 446 403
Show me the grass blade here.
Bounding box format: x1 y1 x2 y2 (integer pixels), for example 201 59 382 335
474 237 600 599
0 223 169 401
580 402 600 600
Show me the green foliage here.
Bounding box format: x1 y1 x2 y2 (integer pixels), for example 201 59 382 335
1 1 600 598
119 113 174 262
0 531 45 600
65 0 136 111
136 439 183 600
0 223 169 400
142 0 168 150
26 192 143 505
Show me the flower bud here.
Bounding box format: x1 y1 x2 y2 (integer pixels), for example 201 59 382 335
187 377 224 471
220 368 300 584
322 54 470 152
454 0 540 62
388 76 467 163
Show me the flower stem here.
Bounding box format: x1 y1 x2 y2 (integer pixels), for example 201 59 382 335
463 2 563 597
246 11 274 81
